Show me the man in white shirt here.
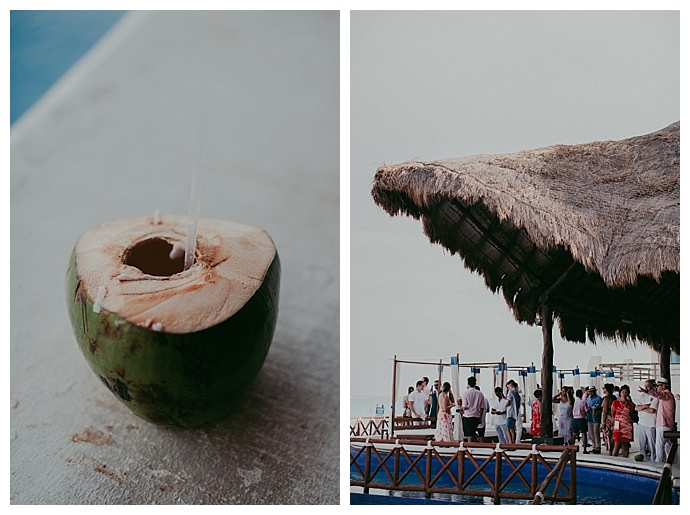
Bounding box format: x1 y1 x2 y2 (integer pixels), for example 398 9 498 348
422 376 431 415
572 389 589 453
422 376 431 395
408 380 428 420
491 386 509 444
634 379 658 461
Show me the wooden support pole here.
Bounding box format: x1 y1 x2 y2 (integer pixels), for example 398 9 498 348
532 448 571 504
540 304 554 438
363 443 371 494
425 445 432 498
659 342 671 389
570 448 577 504
494 450 502 505
391 355 397 438
394 445 400 487
437 359 443 416
500 357 506 390
521 373 527 424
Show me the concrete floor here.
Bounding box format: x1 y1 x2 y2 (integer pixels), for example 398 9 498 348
11 11 339 504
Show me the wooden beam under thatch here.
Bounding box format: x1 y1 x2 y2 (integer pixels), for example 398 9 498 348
371 122 679 354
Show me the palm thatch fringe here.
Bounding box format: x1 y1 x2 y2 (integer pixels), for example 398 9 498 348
371 122 679 351
373 122 678 288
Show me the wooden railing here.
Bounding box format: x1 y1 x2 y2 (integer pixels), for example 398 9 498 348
531 449 573 504
350 437 577 504
350 416 440 440
652 430 680 505
393 416 436 433
350 416 390 439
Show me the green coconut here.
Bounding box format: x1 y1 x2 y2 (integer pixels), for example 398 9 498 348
65 214 280 427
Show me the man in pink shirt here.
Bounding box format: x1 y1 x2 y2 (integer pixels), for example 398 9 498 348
460 376 486 442
645 377 676 463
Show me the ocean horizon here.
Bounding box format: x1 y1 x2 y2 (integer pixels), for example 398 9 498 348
351 394 392 418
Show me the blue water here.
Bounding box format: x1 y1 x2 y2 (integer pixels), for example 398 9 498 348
10 10 125 124
351 447 678 505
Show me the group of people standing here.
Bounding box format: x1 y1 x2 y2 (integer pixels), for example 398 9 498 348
401 376 457 441
548 378 677 463
402 376 522 444
489 381 522 444
402 376 445 420
551 384 606 454
402 374 677 464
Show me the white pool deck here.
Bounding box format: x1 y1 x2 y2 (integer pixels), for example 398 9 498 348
11 11 339 504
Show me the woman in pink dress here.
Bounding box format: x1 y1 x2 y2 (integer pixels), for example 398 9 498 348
434 382 455 442
611 384 636 457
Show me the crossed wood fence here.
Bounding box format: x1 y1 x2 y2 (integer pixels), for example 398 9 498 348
350 437 577 504
350 416 441 440
349 416 390 438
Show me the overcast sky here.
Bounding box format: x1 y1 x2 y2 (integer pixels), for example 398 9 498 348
350 10 680 406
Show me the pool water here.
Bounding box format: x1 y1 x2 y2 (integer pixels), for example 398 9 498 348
351 448 679 505
10 10 125 124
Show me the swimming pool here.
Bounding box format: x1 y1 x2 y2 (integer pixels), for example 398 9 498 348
350 443 679 505
10 10 125 124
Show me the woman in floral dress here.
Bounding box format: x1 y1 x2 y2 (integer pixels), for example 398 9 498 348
530 389 542 438
611 384 636 458
601 383 616 454
434 382 455 442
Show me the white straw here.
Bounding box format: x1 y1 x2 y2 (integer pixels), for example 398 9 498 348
183 172 200 271
169 242 184 260
183 115 207 271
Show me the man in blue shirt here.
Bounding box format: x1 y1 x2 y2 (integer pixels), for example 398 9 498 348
586 386 603 454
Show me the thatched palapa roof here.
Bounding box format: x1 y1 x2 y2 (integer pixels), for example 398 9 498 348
372 122 680 353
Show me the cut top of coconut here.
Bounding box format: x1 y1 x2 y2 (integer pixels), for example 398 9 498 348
74 214 277 333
